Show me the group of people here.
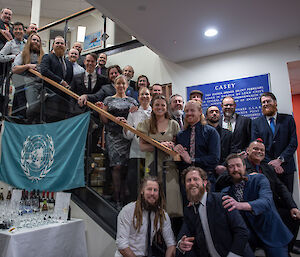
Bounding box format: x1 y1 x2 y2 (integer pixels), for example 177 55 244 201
1 7 300 257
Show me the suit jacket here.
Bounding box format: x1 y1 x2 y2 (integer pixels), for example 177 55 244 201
176 193 254 257
87 83 135 103
244 158 296 210
40 53 73 97
96 65 107 77
176 122 220 172
215 125 233 163
0 20 13 76
224 174 293 247
0 20 13 50
251 113 298 174
220 113 251 152
70 72 107 96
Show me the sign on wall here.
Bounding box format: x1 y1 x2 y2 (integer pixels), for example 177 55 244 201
83 31 102 52
187 74 270 119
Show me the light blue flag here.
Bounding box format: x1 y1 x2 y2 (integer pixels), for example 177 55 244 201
0 112 90 191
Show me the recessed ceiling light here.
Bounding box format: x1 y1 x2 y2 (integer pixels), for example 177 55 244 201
204 28 218 37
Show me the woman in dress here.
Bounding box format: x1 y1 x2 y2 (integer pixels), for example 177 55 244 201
97 75 138 205
137 94 182 216
123 87 152 201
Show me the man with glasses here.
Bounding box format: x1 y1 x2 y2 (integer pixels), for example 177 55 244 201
220 96 251 153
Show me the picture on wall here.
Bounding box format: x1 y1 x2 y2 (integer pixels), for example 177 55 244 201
83 31 102 52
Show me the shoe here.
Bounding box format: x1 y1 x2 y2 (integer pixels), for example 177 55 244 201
291 245 300 254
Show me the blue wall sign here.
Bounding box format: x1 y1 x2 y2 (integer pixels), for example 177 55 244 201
186 74 270 119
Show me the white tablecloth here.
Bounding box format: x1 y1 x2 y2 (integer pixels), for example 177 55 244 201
0 219 88 257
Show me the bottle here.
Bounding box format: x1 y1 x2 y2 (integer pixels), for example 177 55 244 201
40 191 46 211
48 192 55 211
42 199 48 211
0 188 4 201
6 187 12 200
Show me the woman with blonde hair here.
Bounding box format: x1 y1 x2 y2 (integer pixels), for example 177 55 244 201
96 74 138 207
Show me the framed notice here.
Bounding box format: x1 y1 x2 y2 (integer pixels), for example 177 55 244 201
187 74 270 119
83 31 102 52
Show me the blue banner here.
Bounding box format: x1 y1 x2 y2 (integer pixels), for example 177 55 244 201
187 74 270 119
0 112 90 191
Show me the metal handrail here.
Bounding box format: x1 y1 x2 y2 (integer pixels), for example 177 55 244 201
37 7 96 32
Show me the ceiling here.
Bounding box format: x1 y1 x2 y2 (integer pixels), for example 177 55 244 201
86 0 300 63
3 0 300 63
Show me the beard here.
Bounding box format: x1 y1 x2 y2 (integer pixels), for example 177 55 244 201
207 117 219 124
171 109 183 117
141 194 159 212
54 47 65 57
186 185 205 203
223 110 234 119
262 104 277 116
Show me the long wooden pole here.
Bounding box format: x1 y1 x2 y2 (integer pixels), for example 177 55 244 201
29 69 180 159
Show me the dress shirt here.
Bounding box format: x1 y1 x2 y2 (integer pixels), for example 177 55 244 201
199 192 241 257
115 202 175 257
0 38 26 62
222 113 237 132
266 112 278 126
84 70 97 90
123 105 152 158
72 62 85 76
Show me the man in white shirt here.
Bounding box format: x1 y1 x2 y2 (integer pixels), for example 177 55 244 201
67 48 84 76
115 176 176 257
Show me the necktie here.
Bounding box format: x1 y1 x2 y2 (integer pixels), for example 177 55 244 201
147 211 152 257
255 165 261 173
60 57 66 78
234 181 245 202
269 117 275 135
177 117 183 130
88 74 92 92
227 121 232 132
190 125 196 160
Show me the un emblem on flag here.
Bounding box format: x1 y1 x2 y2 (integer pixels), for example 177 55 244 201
20 135 55 182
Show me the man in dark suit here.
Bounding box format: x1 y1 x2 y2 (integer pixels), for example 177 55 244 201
96 53 107 77
251 92 298 192
223 153 293 257
70 53 107 96
40 36 73 121
206 105 233 165
0 8 13 89
245 139 300 254
122 65 136 90
220 96 251 153
169 94 184 130
177 166 254 257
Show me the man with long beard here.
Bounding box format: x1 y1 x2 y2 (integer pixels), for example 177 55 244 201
177 166 254 257
115 176 176 257
40 36 73 121
251 92 298 192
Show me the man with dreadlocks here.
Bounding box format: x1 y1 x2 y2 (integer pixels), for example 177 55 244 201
115 176 176 257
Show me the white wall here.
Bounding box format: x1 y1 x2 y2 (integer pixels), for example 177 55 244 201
70 201 116 257
108 35 300 115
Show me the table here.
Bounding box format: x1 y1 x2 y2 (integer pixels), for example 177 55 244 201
0 219 88 257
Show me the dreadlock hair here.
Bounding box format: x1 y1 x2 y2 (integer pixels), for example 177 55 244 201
133 176 166 233
21 33 44 65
